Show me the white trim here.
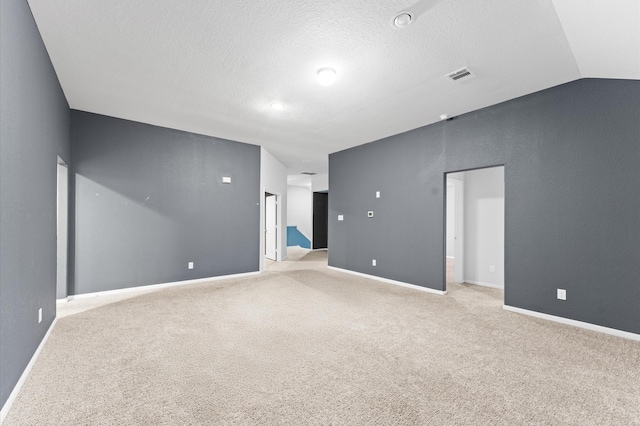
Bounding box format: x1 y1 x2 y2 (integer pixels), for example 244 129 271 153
463 280 504 289
328 266 447 295
503 305 640 342
1 318 57 423
67 271 260 300
446 255 455 259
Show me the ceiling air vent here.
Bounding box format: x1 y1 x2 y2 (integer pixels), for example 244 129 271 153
446 67 474 81
300 172 317 176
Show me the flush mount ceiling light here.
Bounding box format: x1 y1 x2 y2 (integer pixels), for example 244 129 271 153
270 102 285 111
393 12 413 28
317 68 337 86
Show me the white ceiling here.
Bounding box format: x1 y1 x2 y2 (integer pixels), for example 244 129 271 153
28 0 640 176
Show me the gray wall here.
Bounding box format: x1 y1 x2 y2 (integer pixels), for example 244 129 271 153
0 0 70 410
70 111 261 295
329 78 640 335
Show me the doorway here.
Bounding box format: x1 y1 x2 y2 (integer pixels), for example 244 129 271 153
445 166 504 292
312 191 328 250
265 193 278 261
56 158 69 300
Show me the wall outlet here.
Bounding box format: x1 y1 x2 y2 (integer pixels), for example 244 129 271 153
376 191 380 198
372 259 376 266
38 308 42 324
188 262 194 270
557 289 566 300
489 265 495 273
338 215 344 221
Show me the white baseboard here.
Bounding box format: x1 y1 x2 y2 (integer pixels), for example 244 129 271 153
1 318 58 423
67 271 260 300
463 280 504 289
328 266 447 295
503 305 640 342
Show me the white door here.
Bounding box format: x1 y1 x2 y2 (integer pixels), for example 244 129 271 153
56 159 69 299
265 194 277 260
446 177 464 284
452 178 464 283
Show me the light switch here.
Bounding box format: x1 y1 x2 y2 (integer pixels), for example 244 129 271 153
367 211 374 218
222 176 231 184
376 191 380 198
338 215 344 221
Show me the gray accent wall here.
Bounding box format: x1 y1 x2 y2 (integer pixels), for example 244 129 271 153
329 79 640 335
0 0 71 410
70 111 261 295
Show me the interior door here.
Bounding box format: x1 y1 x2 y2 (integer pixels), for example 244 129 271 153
312 192 328 249
265 194 277 260
56 159 68 299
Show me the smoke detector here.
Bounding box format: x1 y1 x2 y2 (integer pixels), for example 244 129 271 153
393 12 413 28
446 67 474 82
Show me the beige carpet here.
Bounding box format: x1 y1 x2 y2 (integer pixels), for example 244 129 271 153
4 248 640 425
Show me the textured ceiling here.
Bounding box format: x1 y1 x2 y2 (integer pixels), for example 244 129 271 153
28 0 640 175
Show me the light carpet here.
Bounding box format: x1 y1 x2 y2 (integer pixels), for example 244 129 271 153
4 248 640 425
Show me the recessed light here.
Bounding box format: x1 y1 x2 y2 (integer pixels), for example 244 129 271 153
317 68 337 86
393 12 413 28
270 103 285 110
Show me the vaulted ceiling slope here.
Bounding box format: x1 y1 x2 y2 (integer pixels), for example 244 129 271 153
28 0 640 174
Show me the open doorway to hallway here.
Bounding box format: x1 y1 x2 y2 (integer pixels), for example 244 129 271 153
445 166 505 292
